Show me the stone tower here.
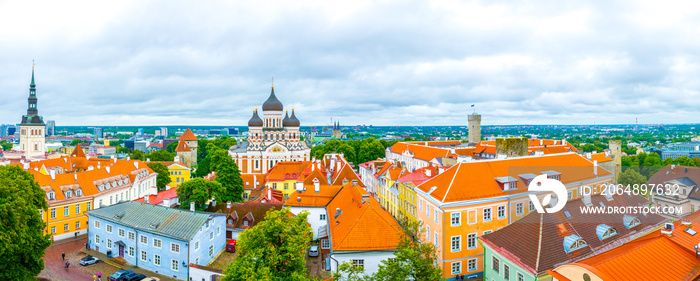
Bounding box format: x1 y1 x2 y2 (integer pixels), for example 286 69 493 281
609 140 622 182
176 128 198 167
468 114 481 144
20 64 46 158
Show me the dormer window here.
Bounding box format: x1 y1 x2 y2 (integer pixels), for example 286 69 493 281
563 235 588 253
65 190 72 198
623 214 641 229
541 171 562 181
596 224 617 240
495 176 518 191
75 189 82 197
519 173 537 187
48 191 55 200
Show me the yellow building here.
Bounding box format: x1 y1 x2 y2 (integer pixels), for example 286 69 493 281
154 161 191 188
30 169 94 240
396 166 436 223
376 162 405 218
264 161 313 201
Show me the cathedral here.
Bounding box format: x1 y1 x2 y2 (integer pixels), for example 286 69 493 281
229 86 310 174
19 64 46 159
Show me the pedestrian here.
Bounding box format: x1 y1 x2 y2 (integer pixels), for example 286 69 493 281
86 242 90 250
62 252 65 261
65 261 69 268
93 274 97 281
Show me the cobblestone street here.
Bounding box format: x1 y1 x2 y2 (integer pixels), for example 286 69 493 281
38 236 93 281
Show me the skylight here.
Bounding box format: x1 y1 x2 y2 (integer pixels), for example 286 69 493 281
685 228 697 236
598 201 605 208
563 210 571 218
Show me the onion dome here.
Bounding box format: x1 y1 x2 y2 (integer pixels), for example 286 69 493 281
287 109 300 127
282 111 292 127
262 86 283 111
248 109 263 127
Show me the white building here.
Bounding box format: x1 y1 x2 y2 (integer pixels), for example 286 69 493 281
230 86 310 174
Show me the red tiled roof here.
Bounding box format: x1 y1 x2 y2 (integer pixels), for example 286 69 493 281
266 161 312 182
397 166 436 186
134 187 179 205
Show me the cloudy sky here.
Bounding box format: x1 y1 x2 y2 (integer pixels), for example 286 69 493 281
1 0 700 126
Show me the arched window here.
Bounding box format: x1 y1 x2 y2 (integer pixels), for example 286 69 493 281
65 190 72 198
596 224 618 240
623 214 641 229
563 235 588 253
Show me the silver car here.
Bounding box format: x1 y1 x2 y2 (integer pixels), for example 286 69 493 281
309 246 319 257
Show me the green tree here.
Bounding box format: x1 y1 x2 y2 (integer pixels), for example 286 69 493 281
222 208 313 281
0 165 51 279
618 168 648 196
337 143 357 164
177 178 216 211
115 145 130 154
210 149 244 203
0 141 12 151
70 139 85 146
165 142 178 153
148 149 175 162
146 162 172 192
332 262 373 281
130 150 145 160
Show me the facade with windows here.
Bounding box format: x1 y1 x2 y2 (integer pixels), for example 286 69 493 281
414 153 614 280
87 201 226 280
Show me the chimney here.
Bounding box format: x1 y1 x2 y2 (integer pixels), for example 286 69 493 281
594 160 598 176
361 194 369 204
562 139 567 145
326 171 332 185
586 152 591 159
97 162 101 169
227 201 231 209
127 156 130 161
540 139 543 146
114 158 117 163
49 169 56 180
134 161 139 169
337 161 342 172
145 196 149 204
165 184 170 190
425 168 432 177
146 158 150 162
190 202 195 211
212 199 217 207
583 193 592 206
253 175 258 188
74 173 78 182
88 165 94 171
105 166 110 174
297 197 301 202
352 179 358 186
268 188 272 200
312 164 315 171
549 194 558 208
314 180 320 192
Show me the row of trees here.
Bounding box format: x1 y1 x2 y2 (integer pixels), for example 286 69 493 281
617 152 700 196
220 209 444 281
311 138 398 165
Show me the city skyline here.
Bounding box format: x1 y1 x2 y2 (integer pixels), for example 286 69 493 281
2 1 700 126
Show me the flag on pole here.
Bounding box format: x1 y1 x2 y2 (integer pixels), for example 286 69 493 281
471 104 475 107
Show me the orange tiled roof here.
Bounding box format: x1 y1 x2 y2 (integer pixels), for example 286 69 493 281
241 173 265 190
71 144 86 158
331 161 362 186
175 140 191 152
266 161 312 182
417 153 611 203
588 152 613 163
558 235 700 281
390 142 452 162
284 182 341 207
31 159 155 204
179 128 197 141
326 183 403 251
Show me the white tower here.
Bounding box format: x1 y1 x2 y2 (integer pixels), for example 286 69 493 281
19 64 46 158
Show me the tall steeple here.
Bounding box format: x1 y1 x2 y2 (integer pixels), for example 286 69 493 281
27 62 38 116
21 62 44 125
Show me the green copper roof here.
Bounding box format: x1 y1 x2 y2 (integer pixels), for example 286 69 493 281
30 67 35 86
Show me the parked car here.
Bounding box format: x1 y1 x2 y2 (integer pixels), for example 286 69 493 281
108 270 134 281
118 273 147 281
309 245 319 257
226 239 237 253
79 256 99 266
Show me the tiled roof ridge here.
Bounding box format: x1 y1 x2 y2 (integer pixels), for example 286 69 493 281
440 164 462 202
